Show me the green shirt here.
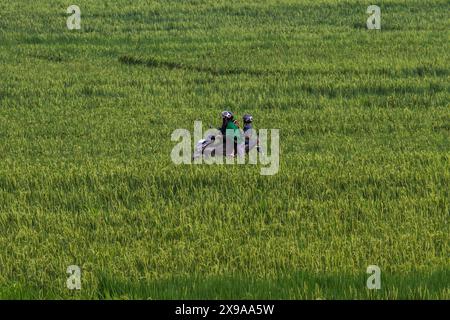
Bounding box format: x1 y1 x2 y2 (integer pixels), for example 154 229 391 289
225 121 243 144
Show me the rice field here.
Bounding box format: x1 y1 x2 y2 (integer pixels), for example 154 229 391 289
0 0 449 299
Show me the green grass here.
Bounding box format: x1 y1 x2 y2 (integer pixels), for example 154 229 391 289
0 0 449 299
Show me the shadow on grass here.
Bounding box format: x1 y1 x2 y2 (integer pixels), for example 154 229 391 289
1 269 448 299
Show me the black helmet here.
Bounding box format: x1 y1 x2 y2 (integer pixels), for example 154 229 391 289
243 114 253 123
221 110 233 120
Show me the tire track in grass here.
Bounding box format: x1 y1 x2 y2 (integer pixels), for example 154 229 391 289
118 54 449 79
118 54 269 76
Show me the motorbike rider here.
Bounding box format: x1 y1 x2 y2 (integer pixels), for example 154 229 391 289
242 114 261 153
220 110 244 156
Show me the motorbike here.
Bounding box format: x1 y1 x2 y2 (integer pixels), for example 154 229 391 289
193 128 261 160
